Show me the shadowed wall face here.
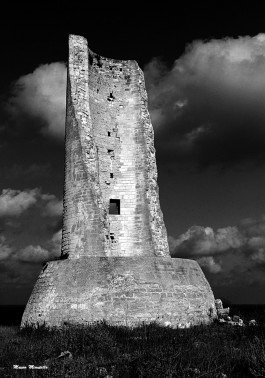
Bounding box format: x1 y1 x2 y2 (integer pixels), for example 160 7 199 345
62 35 170 258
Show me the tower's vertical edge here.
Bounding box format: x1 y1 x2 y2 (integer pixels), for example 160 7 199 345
61 35 107 258
137 65 170 256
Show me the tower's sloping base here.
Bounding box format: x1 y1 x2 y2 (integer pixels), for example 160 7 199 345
21 257 216 328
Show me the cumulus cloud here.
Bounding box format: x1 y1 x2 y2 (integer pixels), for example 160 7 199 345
196 256 222 274
3 33 265 167
17 245 51 263
16 230 61 263
145 34 265 169
48 229 62 255
7 62 66 140
40 194 63 217
169 215 265 279
0 188 63 218
5 229 62 264
170 225 245 257
0 235 13 260
0 188 40 217
0 193 63 293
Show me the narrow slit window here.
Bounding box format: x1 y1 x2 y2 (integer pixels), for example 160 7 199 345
109 199 120 215
108 131 111 136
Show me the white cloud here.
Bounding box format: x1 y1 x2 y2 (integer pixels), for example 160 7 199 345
41 194 63 217
0 227 62 292
8 62 66 140
0 188 39 217
169 215 265 277
146 33 265 125
196 256 222 274
18 245 50 263
12 229 62 263
0 188 63 219
47 229 62 256
50 229 62 245
251 248 265 263
170 225 245 257
144 33 265 168
0 235 13 260
172 33 265 90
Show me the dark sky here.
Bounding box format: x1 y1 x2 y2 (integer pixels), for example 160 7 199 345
1 4 265 304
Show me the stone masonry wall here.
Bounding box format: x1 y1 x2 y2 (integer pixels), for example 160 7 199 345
89 55 154 256
21 257 216 328
61 36 109 258
62 34 170 258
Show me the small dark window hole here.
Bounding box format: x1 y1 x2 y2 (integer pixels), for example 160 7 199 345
110 173 113 178
108 132 111 136
107 92 115 101
108 149 114 158
109 199 120 215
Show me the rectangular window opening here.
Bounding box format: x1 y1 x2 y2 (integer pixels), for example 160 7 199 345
109 199 120 215
110 173 113 178
108 149 115 159
108 131 111 136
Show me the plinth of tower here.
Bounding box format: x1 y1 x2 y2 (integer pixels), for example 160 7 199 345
21 257 216 328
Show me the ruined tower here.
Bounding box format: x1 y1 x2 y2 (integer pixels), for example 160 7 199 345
21 35 216 328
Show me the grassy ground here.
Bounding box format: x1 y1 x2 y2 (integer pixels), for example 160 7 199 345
1 305 265 377
1 319 265 378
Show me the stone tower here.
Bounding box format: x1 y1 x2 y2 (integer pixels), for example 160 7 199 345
21 35 216 328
